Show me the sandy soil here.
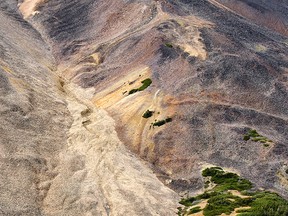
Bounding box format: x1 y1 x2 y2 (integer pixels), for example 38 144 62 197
19 0 46 19
41 82 179 215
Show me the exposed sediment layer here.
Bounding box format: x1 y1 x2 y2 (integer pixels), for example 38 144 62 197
0 0 288 215
22 0 288 199
19 0 47 19
43 83 179 215
1 1 179 215
0 7 71 214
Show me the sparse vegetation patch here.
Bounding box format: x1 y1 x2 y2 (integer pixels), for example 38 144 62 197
243 129 272 147
165 43 173 48
128 78 152 95
202 167 252 192
188 206 201 214
152 117 172 127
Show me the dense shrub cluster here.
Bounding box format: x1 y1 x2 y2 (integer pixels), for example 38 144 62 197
178 167 288 216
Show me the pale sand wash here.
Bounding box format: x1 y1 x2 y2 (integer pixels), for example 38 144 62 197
16 1 180 214
19 0 47 19
42 83 179 215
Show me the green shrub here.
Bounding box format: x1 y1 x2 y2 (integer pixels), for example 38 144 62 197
203 193 239 216
236 197 254 206
252 137 266 142
243 129 272 145
196 191 219 200
179 197 196 206
142 110 153 118
128 78 152 95
248 129 259 137
165 117 172 122
165 43 173 48
202 167 252 191
188 206 201 214
204 181 210 189
177 207 183 216
153 120 166 127
237 192 288 216
128 89 138 94
243 135 250 141
202 167 224 177
178 167 287 216
152 117 173 127
138 78 152 91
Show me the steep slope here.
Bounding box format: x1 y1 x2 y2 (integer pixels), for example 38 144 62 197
209 0 288 36
0 1 179 215
0 0 287 215
0 5 71 214
23 0 288 199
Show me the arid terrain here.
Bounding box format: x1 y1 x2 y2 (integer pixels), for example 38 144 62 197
0 0 287 215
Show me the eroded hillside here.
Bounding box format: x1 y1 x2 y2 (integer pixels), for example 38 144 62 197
0 1 179 215
0 0 288 215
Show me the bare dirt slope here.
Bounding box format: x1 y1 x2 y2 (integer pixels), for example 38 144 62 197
0 1 179 215
26 0 288 198
210 0 288 36
0 5 71 214
0 0 288 215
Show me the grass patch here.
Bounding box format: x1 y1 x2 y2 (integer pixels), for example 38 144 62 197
178 167 288 216
202 167 224 177
152 117 172 127
236 192 288 216
165 43 173 48
128 78 152 95
243 135 250 141
165 117 172 122
142 110 154 118
188 206 201 214
243 129 272 145
203 193 242 216
179 197 196 206
202 167 252 192
196 191 219 200
204 180 210 189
